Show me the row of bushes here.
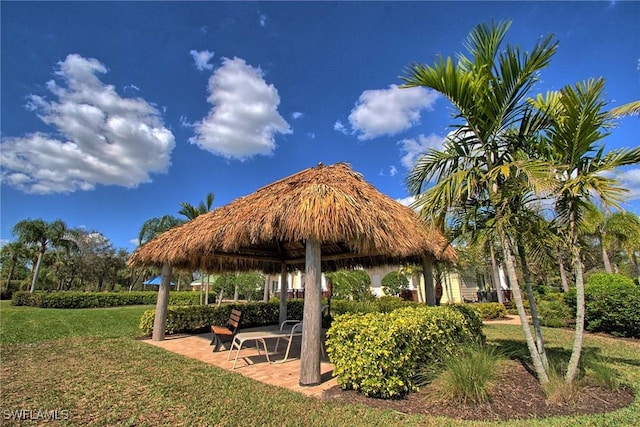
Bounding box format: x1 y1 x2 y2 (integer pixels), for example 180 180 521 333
525 273 640 338
11 291 215 309
326 304 484 398
139 300 305 336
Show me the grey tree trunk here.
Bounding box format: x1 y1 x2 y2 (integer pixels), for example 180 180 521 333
558 250 570 292
501 233 549 383
5 257 16 292
299 237 322 386
200 271 205 305
152 263 172 341
422 257 436 306
279 263 288 326
601 233 612 273
518 244 549 371
489 244 504 304
263 274 270 302
29 251 45 294
566 230 586 384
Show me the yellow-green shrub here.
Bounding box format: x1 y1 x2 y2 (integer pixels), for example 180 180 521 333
468 302 508 320
325 305 484 398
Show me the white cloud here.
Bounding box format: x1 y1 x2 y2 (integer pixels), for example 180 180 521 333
348 85 439 140
0 54 175 194
333 120 348 135
189 57 291 160
190 49 215 71
124 84 140 93
399 134 446 169
307 132 316 139
259 13 267 27
396 195 417 207
291 112 303 120
616 167 640 200
389 165 398 177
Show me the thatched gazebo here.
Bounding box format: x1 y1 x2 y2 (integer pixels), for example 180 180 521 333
129 162 455 386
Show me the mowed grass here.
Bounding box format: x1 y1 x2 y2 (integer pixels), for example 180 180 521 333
0 301 151 344
0 302 639 426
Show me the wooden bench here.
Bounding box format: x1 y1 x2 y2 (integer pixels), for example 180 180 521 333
210 309 242 352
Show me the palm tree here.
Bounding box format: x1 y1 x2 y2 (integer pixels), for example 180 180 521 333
178 192 214 220
137 215 184 246
402 20 557 383
611 100 640 118
605 211 640 282
178 192 215 302
1 242 29 292
12 219 69 293
535 78 640 384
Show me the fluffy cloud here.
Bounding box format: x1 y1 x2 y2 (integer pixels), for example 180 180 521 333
333 120 348 134
1 54 174 194
348 85 438 140
398 134 446 169
190 49 215 71
616 167 640 200
190 57 291 160
291 112 303 120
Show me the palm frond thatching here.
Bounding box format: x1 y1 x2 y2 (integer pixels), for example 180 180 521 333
129 163 455 273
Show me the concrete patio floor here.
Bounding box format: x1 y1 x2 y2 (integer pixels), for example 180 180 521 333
144 330 337 397
143 315 522 398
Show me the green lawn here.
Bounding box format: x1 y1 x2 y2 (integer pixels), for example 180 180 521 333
1 301 639 426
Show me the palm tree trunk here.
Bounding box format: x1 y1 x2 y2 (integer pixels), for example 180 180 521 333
501 232 549 383
29 250 45 293
601 233 612 273
489 244 504 304
518 244 549 370
631 251 640 284
566 221 586 384
5 257 17 292
558 249 570 292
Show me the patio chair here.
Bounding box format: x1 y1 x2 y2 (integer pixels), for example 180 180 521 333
210 309 242 352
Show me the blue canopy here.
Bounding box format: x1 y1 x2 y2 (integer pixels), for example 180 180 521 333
143 275 175 286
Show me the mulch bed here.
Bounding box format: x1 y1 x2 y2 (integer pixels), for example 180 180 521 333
320 360 635 421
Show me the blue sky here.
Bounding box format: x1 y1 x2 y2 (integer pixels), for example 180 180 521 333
1 1 639 251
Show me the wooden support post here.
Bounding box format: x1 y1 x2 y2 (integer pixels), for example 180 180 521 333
279 263 288 326
423 257 436 306
152 262 172 341
299 237 321 386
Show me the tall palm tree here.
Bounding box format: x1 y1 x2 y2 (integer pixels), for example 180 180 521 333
402 20 557 383
605 211 640 281
178 192 214 302
137 215 184 246
535 78 640 384
178 192 214 220
12 219 69 293
1 242 29 292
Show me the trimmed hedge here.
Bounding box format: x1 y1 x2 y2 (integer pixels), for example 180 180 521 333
326 305 485 398
584 274 640 338
139 300 305 336
11 291 214 309
467 302 508 320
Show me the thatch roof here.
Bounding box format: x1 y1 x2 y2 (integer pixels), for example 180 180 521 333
128 162 455 273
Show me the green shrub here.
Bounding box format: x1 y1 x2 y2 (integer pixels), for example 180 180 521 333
537 299 572 328
381 271 409 297
11 291 215 309
325 305 484 398
467 302 507 320
139 300 305 336
584 274 640 338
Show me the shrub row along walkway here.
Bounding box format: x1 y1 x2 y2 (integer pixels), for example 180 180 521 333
144 316 521 397
144 330 337 397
